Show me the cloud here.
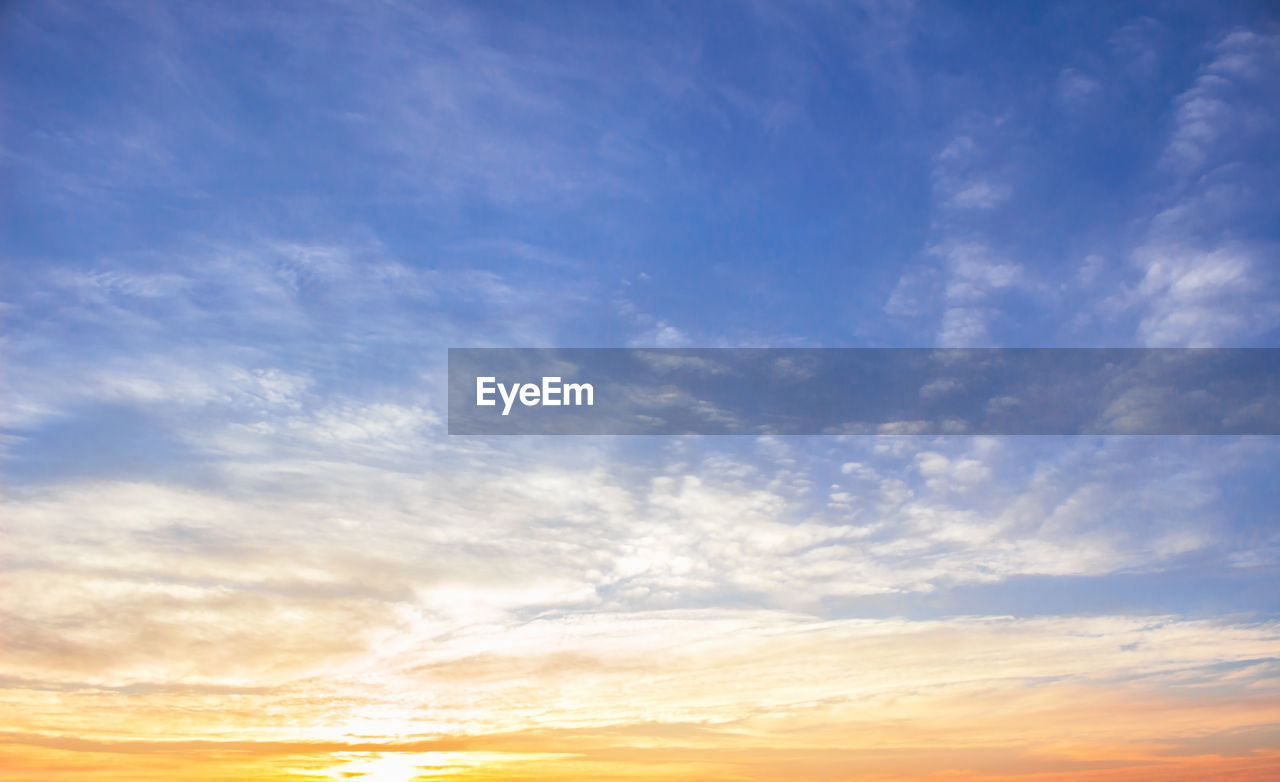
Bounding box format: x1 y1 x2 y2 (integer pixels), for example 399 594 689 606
945 180 1011 210
629 321 691 348
1057 67 1101 106
1160 31 1279 175
1 235 605 439
1132 242 1270 346
5 433 1266 678
2 603 1278 780
886 116 1034 346
1101 30 1280 346
1110 16 1165 81
932 241 1025 346
932 133 1012 212
885 240 1028 348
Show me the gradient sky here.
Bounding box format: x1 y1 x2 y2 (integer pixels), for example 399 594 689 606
2 1 1280 781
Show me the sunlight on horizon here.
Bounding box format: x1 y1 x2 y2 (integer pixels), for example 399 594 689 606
313 751 577 782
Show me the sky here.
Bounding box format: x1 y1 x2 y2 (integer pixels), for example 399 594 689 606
2 1 1280 780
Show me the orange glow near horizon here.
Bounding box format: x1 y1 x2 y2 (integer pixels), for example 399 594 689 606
3 608 1279 781
2 740 1279 782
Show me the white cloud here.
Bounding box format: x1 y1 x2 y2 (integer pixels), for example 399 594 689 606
946 180 1011 210
630 321 692 347
1109 30 1280 347
1079 253 1106 286
1057 67 1101 106
1132 242 1268 346
1161 31 1279 174
932 241 1024 346
932 132 1012 212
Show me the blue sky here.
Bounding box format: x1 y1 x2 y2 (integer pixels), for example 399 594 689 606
7 1 1279 352
2 2 1280 780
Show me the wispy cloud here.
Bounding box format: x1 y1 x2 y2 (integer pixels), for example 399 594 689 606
1124 31 1280 346
1160 31 1280 175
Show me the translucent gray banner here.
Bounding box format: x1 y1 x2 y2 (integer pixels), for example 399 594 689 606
447 348 1280 435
